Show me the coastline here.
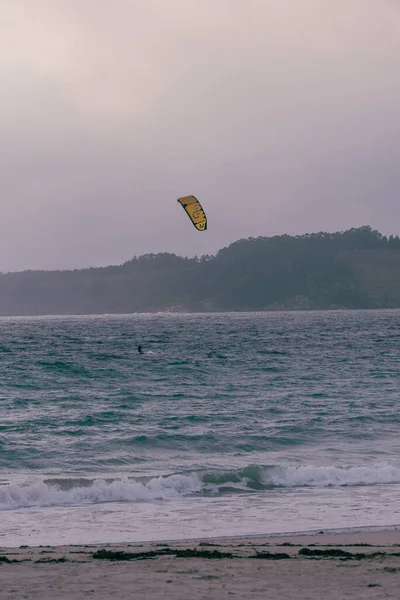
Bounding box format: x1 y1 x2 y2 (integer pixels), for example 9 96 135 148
1 307 400 318
2 529 400 599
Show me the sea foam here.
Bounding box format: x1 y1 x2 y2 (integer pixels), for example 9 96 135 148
2 462 400 510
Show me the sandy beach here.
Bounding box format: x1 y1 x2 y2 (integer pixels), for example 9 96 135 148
1 530 400 599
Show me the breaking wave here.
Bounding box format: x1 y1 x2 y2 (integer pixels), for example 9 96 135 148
2 462 400 510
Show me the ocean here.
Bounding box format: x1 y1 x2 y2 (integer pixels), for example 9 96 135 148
1 310 400 547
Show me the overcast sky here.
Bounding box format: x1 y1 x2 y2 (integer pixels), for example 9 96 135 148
1 0 400 272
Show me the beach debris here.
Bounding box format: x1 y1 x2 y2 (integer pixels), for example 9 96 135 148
252 551 291 560
35 557 67 564
299 548 400 560
92 547 234 561
93 549 169 561
299 548 356 559
0 555 27 564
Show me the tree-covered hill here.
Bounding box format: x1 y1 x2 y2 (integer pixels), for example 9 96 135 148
1 226 400 315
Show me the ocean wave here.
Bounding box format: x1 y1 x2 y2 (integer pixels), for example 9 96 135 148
2 463 400 510
0 473 203 510
263 464 400 488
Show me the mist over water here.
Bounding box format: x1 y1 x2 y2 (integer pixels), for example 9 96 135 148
1 311 400 545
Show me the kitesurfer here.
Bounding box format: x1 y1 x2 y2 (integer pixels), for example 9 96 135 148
138 344 143 354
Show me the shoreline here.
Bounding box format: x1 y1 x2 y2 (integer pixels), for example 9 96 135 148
3 525 400 551
1 307 400 318
2 530 400 599
3 522 400 550
4 526 400 549
135 523 400 547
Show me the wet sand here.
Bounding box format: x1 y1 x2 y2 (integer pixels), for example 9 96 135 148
1 530 400 599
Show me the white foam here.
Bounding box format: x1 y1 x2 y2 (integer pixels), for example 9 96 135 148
0 473 203 510
264 463 400 488
3 463 400 510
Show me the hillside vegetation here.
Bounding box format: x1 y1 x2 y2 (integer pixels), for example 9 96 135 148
1 226 400 316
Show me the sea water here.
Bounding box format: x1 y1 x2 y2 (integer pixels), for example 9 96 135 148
1 310 400 546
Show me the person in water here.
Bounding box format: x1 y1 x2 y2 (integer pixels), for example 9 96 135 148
138 344 143 354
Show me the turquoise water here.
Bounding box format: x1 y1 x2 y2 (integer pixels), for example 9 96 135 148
1 311 400 545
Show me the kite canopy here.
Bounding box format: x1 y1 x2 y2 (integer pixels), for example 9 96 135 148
177 195 207 231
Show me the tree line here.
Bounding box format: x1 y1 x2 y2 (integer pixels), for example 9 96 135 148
1 226 399 315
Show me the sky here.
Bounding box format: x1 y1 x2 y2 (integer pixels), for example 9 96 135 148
1 0 400 272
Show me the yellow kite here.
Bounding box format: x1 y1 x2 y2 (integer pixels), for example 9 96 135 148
177 195 207 231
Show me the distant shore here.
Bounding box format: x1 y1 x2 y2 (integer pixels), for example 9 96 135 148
1 227 400 315
2 530 400 599
1 306 400 319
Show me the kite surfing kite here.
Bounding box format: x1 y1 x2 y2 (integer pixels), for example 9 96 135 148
177 195 207 231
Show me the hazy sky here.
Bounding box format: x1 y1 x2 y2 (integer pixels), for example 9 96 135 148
1 0 400 272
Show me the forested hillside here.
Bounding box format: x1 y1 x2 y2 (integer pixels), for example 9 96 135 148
1 226 400 315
